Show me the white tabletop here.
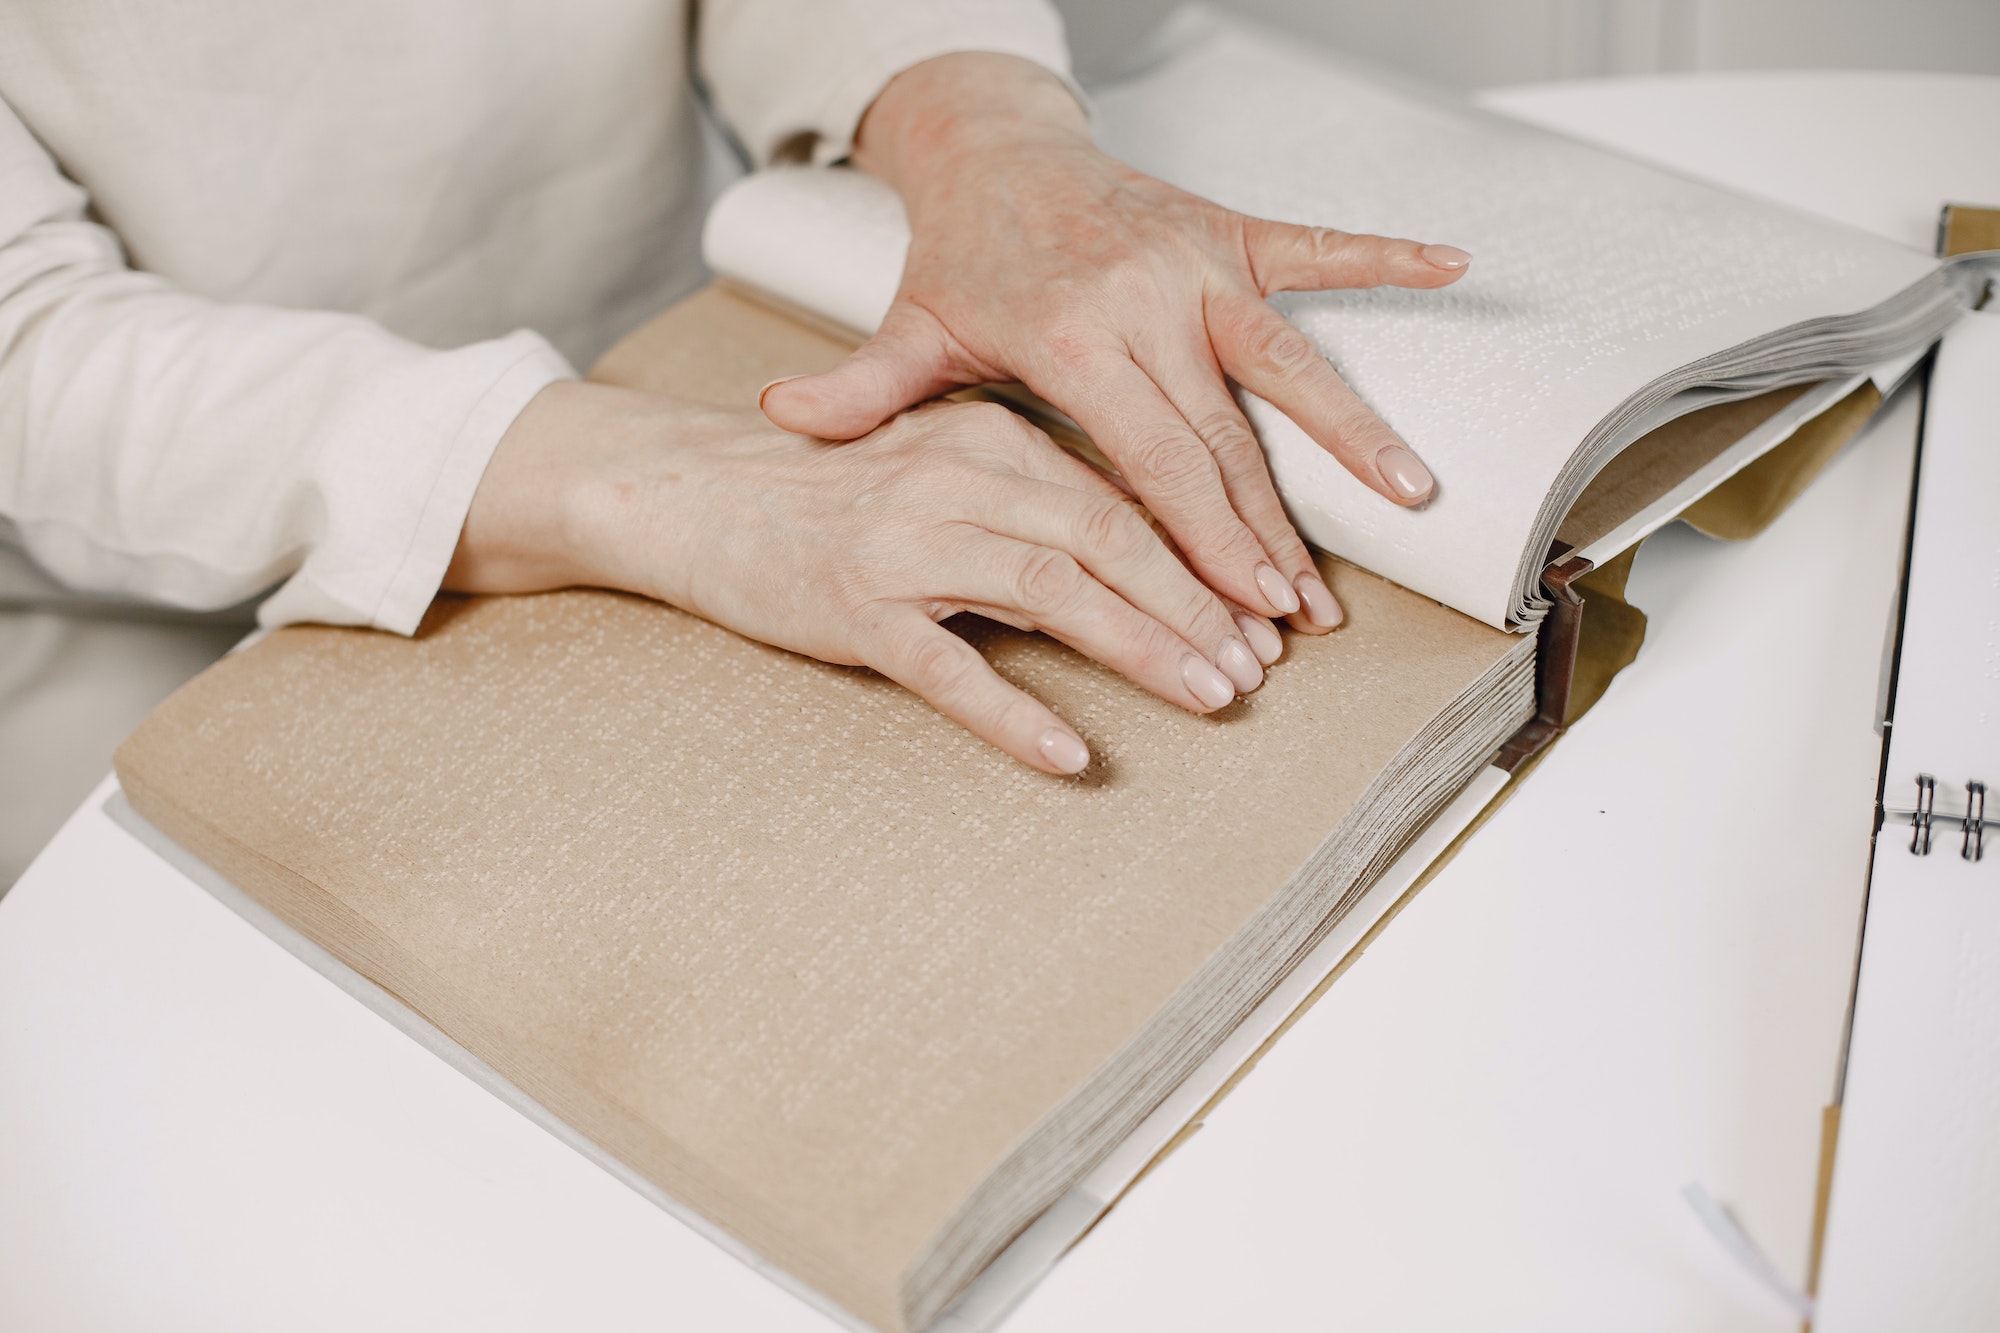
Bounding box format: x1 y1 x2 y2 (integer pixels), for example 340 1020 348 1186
4 70 1998 1333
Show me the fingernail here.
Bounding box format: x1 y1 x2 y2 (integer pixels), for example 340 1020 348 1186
1216 637 1264 694
1233 612 1283 665
1038 727 1090 774
1181 653 1237 709
756 375 805 410
1421 244 1471 270
1375 444 1434 502
1253 563 1301 615
1295 571 1343 629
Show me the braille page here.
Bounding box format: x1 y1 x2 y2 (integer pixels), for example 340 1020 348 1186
116 577 1519 1332
701 14 1944 628
115 286 1525 1332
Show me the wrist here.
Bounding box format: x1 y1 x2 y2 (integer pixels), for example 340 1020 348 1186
854 52 1089 196
445 381 647 598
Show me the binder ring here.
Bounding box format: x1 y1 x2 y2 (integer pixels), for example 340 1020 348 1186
1911 774 1936 856
1966 781 1988 863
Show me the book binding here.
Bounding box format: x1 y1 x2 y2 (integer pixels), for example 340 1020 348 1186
1494 546 1593 771
1903 776 1993 862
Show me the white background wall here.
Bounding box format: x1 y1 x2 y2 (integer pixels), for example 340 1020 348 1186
1054 0 2000 87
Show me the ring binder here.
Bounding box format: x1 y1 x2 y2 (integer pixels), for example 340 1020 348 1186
1905 775 1995 862
1912 774 1936 855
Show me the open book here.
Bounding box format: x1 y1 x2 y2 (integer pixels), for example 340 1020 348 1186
113 13 1991 1333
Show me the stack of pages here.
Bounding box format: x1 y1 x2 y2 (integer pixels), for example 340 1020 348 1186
116 11 1991 1332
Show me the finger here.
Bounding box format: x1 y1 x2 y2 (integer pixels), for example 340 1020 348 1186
861 609 1092 774
1242 217 1471 295
1210 293 1435 507
1036 346 1297 620
1234 609 1284 664
760 300 971 440
947 535 1243 712
1016 445 1306 650
1134 330 1346 632
974 473 1267 691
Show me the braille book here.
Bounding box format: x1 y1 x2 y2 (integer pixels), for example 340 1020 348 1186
115 13 1992 1333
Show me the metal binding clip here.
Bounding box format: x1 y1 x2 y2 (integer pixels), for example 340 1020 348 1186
1912 774 1936 856
1966 781 1988 863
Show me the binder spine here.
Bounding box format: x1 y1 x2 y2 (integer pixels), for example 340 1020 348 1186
1904 775 1994 862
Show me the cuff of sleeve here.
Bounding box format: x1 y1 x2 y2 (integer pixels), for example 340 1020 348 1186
805 33 1081 167
753 14 1077 167
256 331 576 636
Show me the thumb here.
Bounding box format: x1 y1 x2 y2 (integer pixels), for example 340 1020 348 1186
760 300 967 440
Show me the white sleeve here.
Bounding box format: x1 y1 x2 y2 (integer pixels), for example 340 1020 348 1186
696 0 1074 167
0 97 575 634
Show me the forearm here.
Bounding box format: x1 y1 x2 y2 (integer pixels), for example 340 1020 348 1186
852 52 1089 194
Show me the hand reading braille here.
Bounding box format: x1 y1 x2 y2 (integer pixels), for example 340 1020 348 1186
447 385 1284 774
759 52 1471 636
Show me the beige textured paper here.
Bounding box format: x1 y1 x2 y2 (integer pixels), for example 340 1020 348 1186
117 286 1524 1331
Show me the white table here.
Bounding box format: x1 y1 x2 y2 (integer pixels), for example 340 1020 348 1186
5 71 1997 1333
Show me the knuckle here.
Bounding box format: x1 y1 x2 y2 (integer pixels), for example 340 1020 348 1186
1124 434 1215 500
901 632 972 697
1076 497 1154 562
1241 319 1320 378
1245 500 1313 564
1190 410 1264 468
1100 256 1158 306
929 400 1020 459
940 394 1032 456
1178 584 1228 637
1213 299 1270 346
1306 226 1356 263
1011 548 1088 617
956 399 1016 433
1268 530 1313 568
897 398 956 431
997 409 1051 458
1042 320 1103 376
1331 408 1399 459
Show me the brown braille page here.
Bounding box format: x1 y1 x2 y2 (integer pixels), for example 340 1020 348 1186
117 285 1522 1331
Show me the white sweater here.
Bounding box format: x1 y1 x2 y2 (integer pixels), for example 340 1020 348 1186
0 0 1068 632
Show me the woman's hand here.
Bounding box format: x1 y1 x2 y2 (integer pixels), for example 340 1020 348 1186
759 52 1470 635
446 384 1284 774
